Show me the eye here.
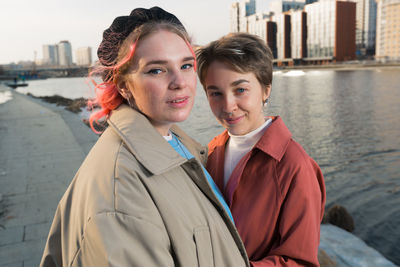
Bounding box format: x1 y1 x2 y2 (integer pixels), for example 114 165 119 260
181 63 193 70
236 88 246 93
146 68 163 75
207 91 222 97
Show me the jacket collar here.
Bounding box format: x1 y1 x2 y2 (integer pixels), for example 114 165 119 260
254 116 292 161
107 104 186 175
209 116 292 162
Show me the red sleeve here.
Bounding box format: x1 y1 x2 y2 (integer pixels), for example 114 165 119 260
251 156 325 267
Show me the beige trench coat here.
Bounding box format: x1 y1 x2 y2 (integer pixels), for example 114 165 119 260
40 104 249 267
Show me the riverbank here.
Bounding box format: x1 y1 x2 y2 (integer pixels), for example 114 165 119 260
1 88 396 266
275 61 400 71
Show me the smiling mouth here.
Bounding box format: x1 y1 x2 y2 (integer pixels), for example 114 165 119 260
224 115 244 124
167 96 190 107
168 97 188 103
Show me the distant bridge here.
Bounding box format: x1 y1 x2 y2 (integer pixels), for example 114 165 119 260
3 65 90 79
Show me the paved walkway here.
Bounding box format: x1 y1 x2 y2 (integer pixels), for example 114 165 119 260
0 84 98 267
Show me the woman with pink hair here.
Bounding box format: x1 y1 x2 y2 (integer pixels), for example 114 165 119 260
40 7 249 267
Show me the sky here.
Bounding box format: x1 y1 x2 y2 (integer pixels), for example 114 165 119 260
0 0 239 64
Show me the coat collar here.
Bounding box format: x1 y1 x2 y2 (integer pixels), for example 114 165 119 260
255 116 292 162
208 116 292 162
107 104 187 176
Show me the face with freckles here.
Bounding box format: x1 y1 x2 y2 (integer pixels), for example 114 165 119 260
204 60 271 136
124 29 197 136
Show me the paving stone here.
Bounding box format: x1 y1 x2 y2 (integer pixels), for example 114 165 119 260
23 257 42 267
0 261 22 267
24 222 51 242
0 239 46 265
0 226 23 246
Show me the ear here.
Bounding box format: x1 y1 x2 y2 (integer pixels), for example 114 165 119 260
117 80 132 100
263 84 272 102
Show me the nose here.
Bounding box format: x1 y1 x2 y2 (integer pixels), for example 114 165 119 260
169 69 187 90
222 94 237 115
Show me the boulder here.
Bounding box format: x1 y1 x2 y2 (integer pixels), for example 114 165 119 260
323 204 355 232
319 224 397 267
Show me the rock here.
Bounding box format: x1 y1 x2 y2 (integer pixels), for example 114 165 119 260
82 118 108 134
27 93 89 114
323 204 355 232
65 97 87 113
319 224 397 267
318 249 337 267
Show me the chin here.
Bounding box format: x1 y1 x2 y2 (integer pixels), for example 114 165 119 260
227 127 247 136
170 112 191 123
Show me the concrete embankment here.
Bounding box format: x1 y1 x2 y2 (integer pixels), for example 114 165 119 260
0 84 398 267
0 84 98 266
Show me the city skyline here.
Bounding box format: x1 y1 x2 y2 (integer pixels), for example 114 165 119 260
0 0 239 64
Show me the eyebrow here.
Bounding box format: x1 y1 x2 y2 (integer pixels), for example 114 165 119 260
231 79 250 87
206 79 250 91
145 56 195 67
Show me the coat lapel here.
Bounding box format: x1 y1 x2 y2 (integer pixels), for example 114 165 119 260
107 105 186 176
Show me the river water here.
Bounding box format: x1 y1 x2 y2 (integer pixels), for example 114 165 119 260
13 68 400 265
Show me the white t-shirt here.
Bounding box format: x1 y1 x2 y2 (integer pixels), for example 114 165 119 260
224 118 272 188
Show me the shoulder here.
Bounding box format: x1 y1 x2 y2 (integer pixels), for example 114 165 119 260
276 138 324 195
278 138 315 174
65 127 146 215
208 130 229 156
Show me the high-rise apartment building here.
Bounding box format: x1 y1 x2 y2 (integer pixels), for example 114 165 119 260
231 2 240 32
375 0 400 60
58 40 73 66
276 13 291 59
352 0 377 56
75 47 92 66
42 45 59 66
247 13 272 41
270 0 306 15
233 0 256 32
305 0 356 61
266 21 278 58
291 10 307 59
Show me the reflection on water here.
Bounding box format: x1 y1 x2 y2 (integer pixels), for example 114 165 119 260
12 68 400 264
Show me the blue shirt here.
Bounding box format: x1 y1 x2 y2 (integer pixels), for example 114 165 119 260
168 134 234 223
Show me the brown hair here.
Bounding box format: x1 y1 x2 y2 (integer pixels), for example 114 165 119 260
196 32 273 88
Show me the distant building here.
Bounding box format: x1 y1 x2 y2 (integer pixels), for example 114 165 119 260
58 40 73 66
305 0 356 62
229 0 358 64
266 21 278 58
269 0 306 16
230 2 240 32
291 10 307 60
75 47 92 66
352 0 377 56
247 13 272 40
42 44 59 66
276 13 292 60
375 0 400 60
231 0 256 32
